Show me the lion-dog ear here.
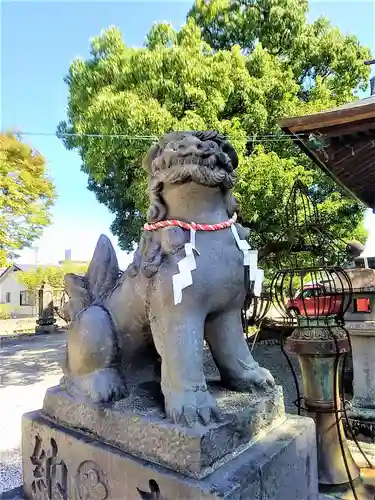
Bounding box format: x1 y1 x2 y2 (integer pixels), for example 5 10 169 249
221 140 238 170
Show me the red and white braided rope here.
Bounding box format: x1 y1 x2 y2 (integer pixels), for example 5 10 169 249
144 213 237 232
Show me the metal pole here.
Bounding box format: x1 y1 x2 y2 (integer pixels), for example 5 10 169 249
287 319 360 487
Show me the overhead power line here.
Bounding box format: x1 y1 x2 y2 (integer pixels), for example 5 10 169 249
11 130 309 143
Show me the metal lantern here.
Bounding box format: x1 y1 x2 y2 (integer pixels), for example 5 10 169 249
272 266 358 486
270 180 361 491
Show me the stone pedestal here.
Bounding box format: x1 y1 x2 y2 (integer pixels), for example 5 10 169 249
21 383 319 499
35 324 59 335
346 321 375 442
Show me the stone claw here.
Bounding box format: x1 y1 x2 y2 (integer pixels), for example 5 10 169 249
251 366 275 389
198 406 211 425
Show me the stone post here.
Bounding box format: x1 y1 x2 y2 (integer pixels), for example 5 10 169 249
346 321 375 442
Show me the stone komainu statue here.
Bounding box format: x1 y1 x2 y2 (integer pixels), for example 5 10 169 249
61 130 275 427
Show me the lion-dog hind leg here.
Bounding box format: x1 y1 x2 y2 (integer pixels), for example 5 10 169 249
205 308 275 391
62 235 127 403
150 309 221 427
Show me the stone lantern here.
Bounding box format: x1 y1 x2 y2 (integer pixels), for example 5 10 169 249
344 267 375 442
35 283 58 334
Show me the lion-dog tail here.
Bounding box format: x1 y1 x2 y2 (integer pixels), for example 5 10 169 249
62 235 120 323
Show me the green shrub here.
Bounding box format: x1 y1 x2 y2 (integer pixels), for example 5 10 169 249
0 304 12 320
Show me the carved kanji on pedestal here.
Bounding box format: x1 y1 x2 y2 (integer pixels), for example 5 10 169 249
30 436 67 500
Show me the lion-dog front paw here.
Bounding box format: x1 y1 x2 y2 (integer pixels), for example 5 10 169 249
223 359 275 392
245 365 275 389
164 385 222 427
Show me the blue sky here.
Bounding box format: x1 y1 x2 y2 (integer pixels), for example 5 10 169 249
2 1 374 268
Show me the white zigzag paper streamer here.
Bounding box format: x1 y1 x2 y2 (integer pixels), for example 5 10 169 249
172 229 198 305
172 224 264 305
231 225 264 297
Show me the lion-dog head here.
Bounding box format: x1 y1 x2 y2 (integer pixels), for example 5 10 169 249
129 131 239 278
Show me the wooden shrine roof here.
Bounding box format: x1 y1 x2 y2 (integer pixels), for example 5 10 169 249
279 96 375 208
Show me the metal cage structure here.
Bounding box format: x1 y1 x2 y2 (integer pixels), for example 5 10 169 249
272 266 353 328
269 179 352 326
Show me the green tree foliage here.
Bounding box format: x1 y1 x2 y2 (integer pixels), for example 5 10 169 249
58 1 371 255
0 304 11 320
189 0 370 103
16 262 89 293
0 133 56 266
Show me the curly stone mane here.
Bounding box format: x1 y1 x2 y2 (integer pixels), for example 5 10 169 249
128 130 239 278
143 130 238 224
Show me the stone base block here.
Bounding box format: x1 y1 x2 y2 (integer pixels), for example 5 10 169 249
22 411 319 500
43 383 285 479
346 406 375 443
35 324 58 335
319 469 375 500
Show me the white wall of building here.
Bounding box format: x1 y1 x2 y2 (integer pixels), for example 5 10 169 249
0 270 37 318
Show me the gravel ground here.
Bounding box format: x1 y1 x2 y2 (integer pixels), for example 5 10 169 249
0 334 65 494
0 450 22 496
0 332 302 494
204 339 302 414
